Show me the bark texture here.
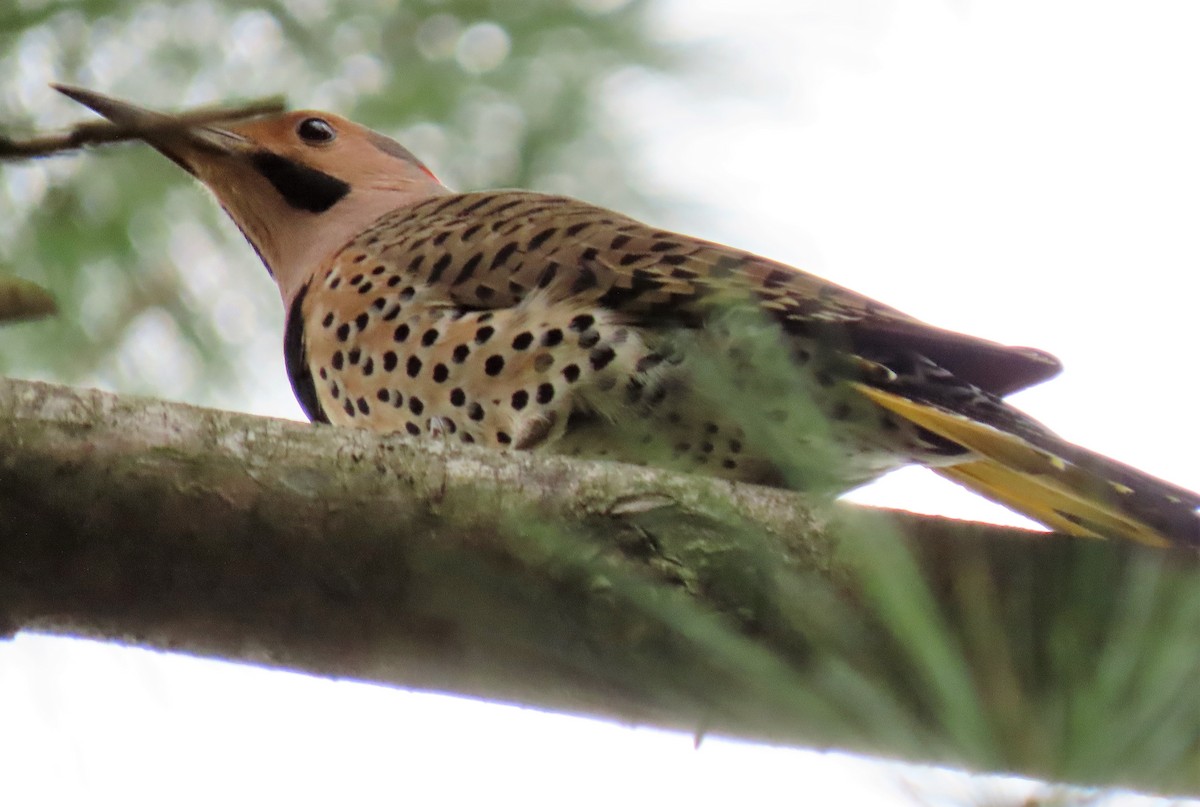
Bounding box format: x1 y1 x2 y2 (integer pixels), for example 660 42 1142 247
0 377 1196 795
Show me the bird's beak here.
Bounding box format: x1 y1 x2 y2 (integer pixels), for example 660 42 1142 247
53 83 251 173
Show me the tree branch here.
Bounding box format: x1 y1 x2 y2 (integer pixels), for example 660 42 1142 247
0 377 1196 795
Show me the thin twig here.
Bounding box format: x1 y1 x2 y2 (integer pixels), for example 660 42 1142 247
0 96 286 161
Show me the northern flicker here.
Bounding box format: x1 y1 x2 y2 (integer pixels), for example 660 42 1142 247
55 85 1200 549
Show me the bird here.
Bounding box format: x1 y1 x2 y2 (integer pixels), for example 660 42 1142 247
53 84 1199 549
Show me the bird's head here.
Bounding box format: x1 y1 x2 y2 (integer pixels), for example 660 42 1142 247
55 85 451 306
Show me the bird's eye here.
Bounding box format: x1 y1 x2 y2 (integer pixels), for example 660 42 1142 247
296 117 336 144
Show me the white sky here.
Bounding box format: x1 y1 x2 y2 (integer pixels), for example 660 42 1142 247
3 1 1198 804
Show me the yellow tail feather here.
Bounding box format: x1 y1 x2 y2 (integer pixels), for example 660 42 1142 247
853 384 1172 548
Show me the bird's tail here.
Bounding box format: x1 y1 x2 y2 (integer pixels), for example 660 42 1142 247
854 384 1200 549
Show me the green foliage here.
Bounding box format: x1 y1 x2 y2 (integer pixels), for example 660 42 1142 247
0 0 668 403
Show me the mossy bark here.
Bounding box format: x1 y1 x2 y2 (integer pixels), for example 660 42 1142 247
0 377 1196 795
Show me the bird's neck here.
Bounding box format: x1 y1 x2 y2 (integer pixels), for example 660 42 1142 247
261 185 454 310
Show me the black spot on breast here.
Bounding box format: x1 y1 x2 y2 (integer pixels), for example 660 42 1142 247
407 356 422 377
422 328 439 346
383 351 398 371
589 345 616 371
450 388 466 406
485 355 505 376
512 390 529 410
475 326 495 344
610 234 631 249
542 328 563 347
355 313 369 331
452 344 470 363
536 383 555 404
251 152 350 213
512 332 534 350
337 323 351 342
467 402 485 421
432 364 449 382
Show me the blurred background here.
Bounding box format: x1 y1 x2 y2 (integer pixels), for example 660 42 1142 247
2 0 1199 804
